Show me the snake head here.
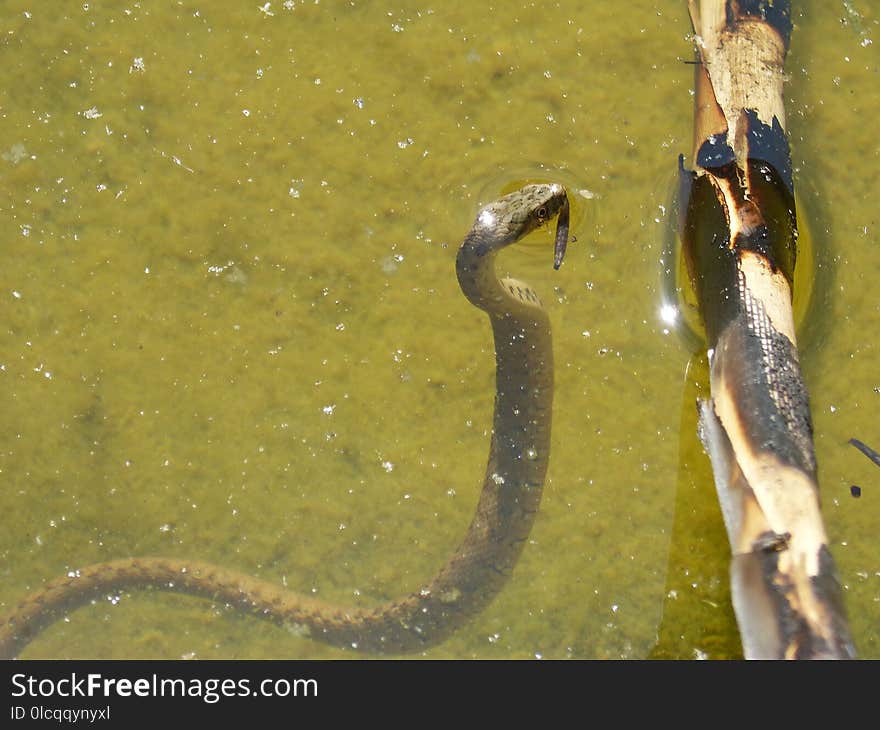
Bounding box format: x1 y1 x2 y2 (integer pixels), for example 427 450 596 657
473 183 570 267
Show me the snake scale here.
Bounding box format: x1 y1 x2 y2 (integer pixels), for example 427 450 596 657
0 183 570 658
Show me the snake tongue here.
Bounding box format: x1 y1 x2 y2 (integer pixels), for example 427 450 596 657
553 196 570 270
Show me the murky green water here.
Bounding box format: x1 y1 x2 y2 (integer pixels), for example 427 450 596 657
0 1 877 659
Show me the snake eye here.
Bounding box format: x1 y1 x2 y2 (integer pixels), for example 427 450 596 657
536 207 548 221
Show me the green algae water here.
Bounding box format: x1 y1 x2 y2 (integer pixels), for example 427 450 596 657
0 1 877 659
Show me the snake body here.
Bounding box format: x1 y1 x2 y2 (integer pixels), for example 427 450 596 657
0 183 569 658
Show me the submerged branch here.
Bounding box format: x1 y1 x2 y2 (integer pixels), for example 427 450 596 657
680 0 855 659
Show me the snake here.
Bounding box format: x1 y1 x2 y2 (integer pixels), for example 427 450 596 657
0 183 570 658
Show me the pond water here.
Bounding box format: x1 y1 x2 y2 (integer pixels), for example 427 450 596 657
0 0 877 659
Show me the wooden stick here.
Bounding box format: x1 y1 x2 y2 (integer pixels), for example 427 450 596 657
680 0 855 658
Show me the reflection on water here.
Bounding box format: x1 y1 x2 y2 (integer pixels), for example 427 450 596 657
0 1 876 659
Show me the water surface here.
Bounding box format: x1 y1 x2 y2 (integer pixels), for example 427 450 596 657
0 1 877 659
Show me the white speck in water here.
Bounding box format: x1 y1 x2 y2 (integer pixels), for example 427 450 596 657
2 143 29 164
130 57 145 73
12 290 21 299
81 107 102 119
208 261 235 275
335 322 345 331
380 253 404 274
397 137 414 149
353 97 364 109
490 472 505 485
258 2 274 16
322 404 335 415
159 524 171 533
242 109 250 117
525 448 538 461
381 460 394 473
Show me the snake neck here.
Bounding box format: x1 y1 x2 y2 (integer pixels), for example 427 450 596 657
456 230 554 488
456 230 545 318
